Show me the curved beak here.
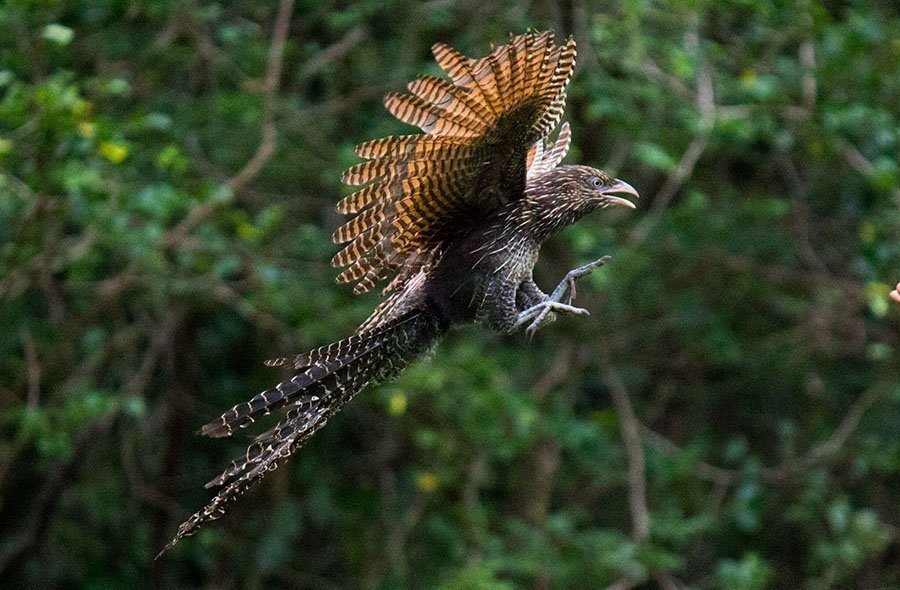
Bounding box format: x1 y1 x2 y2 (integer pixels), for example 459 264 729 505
601 179 639 209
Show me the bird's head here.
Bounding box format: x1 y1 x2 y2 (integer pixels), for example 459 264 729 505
552 165 639 211
522 165 639 238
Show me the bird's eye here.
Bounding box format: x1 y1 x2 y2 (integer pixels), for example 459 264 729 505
589 177 603 189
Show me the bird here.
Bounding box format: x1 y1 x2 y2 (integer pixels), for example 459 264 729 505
161 31 638 554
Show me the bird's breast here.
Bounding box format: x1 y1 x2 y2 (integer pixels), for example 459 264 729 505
424 232 540 325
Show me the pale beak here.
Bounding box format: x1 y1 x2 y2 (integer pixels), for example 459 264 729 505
601 179 639 209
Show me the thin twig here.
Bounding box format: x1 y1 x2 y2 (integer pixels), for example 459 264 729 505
642 383 887 485
604 371 689 589
0 412 119 578
20 327 40 409
603 363 649 542
225 0 294 196
297 25 368 83
767 384 884 479
635 18 716 242
798 0 817 111
647 60 714 218
123 309 185 398
639 59 691 98
606 578 640 590
96 1 297 301
655 570 684 590
532 342 573 399
838 139 900 206
639 426 734 487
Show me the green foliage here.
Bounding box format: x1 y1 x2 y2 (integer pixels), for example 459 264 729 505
1 0 898 588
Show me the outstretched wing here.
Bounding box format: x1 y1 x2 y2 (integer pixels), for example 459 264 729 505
332 32 577 296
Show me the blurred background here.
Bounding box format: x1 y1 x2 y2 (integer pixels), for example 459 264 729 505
1 1 898 588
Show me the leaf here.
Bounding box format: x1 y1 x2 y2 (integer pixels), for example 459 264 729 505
43 24 74 46
632 142 676 172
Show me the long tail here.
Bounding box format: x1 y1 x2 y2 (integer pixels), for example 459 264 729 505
160 310 443 556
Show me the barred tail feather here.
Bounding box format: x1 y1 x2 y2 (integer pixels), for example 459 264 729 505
203 344 372 438
160 311 443 556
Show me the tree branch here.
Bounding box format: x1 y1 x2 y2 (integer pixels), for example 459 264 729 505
20 327 40 409
603 363 688 589
0 412 119 578
647 60 714 219
225 0 294 196
642 383 887 486
635 17 716 242
837 138 900 206
639 425 735 487
95 1 297 303
603 364 649 542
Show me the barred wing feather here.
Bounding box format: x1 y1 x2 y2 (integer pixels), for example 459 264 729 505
333 32 577 297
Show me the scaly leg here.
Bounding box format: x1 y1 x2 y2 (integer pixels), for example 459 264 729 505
520 256 611 337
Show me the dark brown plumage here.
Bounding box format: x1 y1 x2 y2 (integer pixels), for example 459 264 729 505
162 31 638 555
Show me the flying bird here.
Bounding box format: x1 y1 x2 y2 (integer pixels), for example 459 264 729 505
163 31 638 553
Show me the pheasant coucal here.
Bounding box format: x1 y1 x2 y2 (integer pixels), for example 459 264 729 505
163 31 638 553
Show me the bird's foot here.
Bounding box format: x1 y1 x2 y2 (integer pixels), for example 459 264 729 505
522 255 611 337
516 301 590 338
551 255 611 305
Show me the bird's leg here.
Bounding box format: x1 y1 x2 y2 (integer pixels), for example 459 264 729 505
552 256 611 305
521 256 611 337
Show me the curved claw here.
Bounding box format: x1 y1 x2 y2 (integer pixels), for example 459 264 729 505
525 309 555 339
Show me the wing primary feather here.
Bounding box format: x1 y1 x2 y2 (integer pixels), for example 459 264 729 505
335 32 577 297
